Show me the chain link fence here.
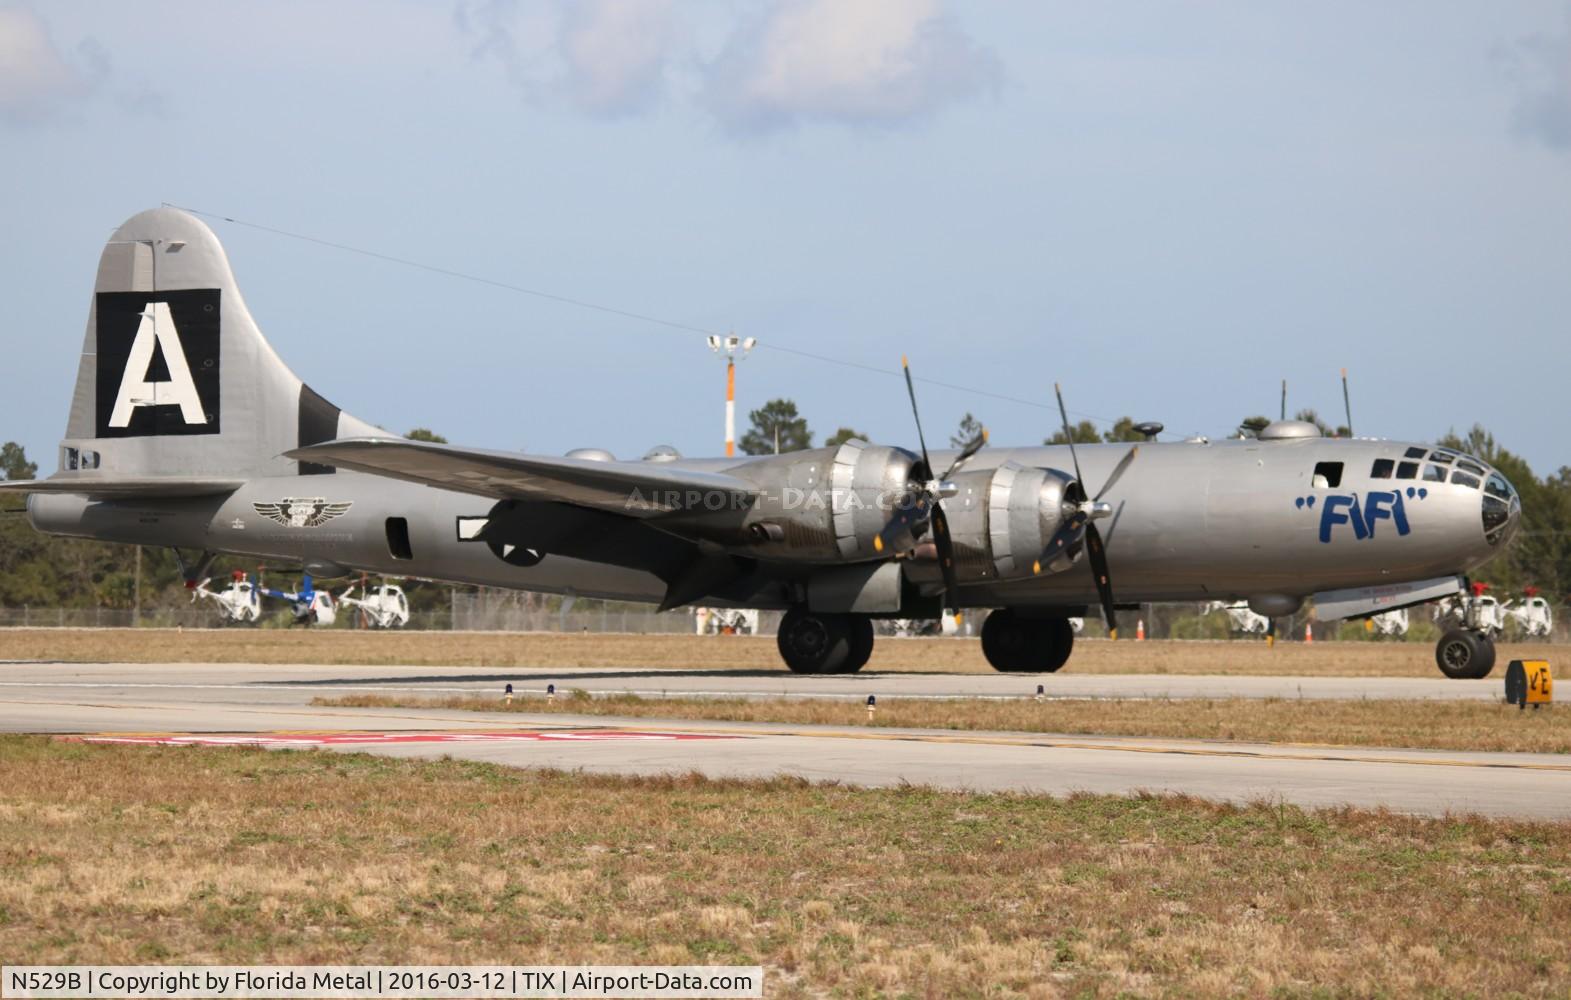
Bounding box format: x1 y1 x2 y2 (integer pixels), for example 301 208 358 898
0 596 785 635
0 596 1567 641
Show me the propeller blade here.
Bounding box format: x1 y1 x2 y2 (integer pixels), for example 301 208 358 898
1033 498 1087 574
873 492 930 555
1053 383 1085 486
930 500 960 610
902 356 933 479
940 428 988 481
1085 521 1118 639
1093 445 1139 503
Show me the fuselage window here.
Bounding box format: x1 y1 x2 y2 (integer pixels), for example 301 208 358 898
1429 451 1454 465
1396 461 1419 480
1485 473 1513 501
1370 458 1394 479
1422 464 1446 482
1404 446 1427 459
1312 461 1344 488
385 517 413 560
1458 459 1486 476
1451 471 1481 489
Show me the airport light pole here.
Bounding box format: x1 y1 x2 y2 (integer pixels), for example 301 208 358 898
707 334 756 457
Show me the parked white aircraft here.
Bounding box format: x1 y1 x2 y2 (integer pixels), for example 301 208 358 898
1369 607 1409 637
693 607 759 635
338 580 410 629
191 571 260 624
1204 601 1272 636
1503 590 1553 638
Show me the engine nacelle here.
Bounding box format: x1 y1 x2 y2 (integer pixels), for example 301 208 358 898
938 462 1080 583
721 440 917 562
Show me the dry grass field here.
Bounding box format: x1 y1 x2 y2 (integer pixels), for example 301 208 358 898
4 736 1570 997
2 628 1564 677
319 692 1571 754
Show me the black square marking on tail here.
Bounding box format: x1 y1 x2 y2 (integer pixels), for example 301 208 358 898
94 290 221 438
297 385 341 476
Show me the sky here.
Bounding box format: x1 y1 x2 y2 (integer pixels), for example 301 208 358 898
2 1 1569 474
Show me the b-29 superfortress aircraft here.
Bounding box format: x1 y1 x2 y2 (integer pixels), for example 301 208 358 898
2 209 1523 677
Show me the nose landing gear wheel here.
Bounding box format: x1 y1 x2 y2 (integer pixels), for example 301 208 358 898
777 607 853 675
1435 628 1496 679
981 609 1075 673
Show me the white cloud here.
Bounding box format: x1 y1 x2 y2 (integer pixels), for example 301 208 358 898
1501 17 1571 151
0 3 97 124
457 0 679 118
560 1 678 116
457 0 1000 134
700 0 1002 133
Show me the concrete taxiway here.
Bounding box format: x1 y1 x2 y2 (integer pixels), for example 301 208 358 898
2 659 1562 820
0 659 1509 702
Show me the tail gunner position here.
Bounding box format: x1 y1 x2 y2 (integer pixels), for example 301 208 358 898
3 209 1522 677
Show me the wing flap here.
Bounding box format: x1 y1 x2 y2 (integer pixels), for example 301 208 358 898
0 477 243 499
286 438 756 517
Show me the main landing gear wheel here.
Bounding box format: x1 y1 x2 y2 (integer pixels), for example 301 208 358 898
1435 628 1496 680
842 616 875 674
981 609 1075 673
778 607 853 675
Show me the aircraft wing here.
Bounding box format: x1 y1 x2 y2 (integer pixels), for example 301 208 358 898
287 438 756 518
0 477 244 499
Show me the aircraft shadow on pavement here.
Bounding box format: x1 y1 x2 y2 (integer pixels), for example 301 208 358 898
258 668 944 687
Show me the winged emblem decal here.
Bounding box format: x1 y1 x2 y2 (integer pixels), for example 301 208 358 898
252 497 353 528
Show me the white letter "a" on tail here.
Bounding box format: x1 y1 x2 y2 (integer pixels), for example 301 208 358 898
109 301 207 428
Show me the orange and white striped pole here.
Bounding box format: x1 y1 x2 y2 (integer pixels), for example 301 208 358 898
725 357 736 457
709 333 756 457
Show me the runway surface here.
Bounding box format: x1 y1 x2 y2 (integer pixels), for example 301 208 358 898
0 659 1508 701
3 659 1564 820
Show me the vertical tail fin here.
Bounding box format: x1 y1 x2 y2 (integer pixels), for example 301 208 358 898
56 206 390 484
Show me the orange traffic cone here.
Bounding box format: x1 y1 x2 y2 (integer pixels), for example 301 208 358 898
1136 619 1146 641
1304 623 1314 643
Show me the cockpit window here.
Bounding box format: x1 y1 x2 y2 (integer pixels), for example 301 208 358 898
1458 459 1486 476
1452 471 1481 489
1404 446 1427 459
1482 473 1515 545
1429 451 1454 465
1396 461 1419 480
1422 464 1446 482
1370 458 1394 479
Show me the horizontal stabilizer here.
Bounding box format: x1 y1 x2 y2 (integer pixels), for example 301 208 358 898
287 438 756 518
0 477 243 499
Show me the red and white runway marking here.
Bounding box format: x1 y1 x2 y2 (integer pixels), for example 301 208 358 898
62 729 738 748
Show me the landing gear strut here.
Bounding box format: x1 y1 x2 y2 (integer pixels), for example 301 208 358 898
777 607 874 675
1435 628 1496 680
981 609 1075 673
